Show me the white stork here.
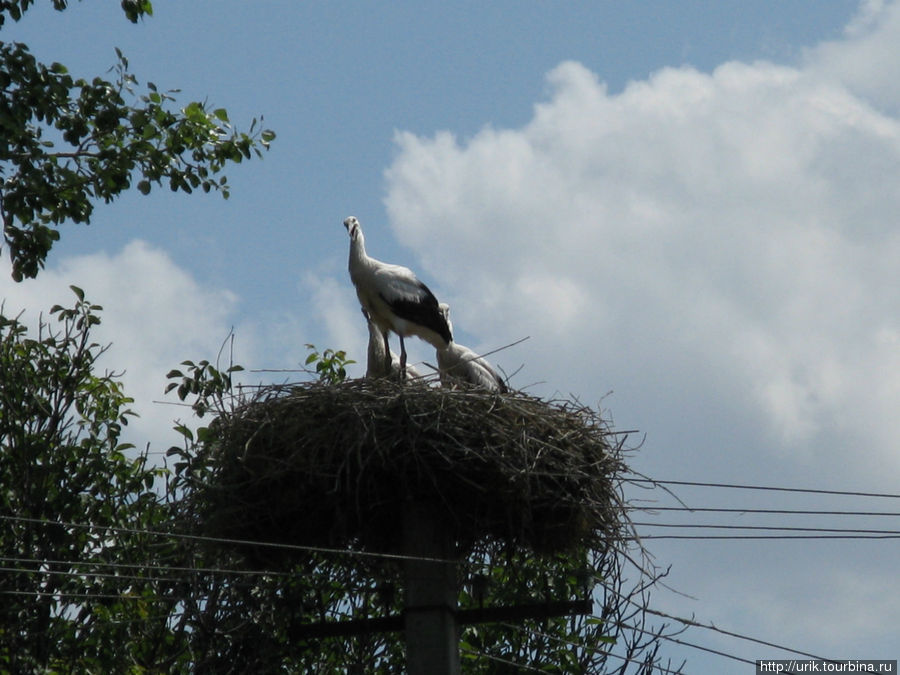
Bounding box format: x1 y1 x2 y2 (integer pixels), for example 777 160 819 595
436 303 507 392
363 308 423 380
343 216 452 378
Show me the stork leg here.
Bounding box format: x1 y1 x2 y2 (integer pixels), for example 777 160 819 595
398 335 408 381
381 330 392 376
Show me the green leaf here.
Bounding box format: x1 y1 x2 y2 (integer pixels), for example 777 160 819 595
174 424 194 442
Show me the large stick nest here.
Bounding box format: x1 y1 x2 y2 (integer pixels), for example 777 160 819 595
190 378 630 562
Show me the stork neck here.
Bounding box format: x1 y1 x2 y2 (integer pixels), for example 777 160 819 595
349 229 370 267
367 322 385 358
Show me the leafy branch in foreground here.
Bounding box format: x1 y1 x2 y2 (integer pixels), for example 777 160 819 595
304 343 355 384
165 358 244 419
0 40 275 280
0 286 177 673
0 1 153 26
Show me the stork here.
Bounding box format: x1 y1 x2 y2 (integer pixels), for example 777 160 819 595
436 303 507 392
363 308 423 380
343 216 452 378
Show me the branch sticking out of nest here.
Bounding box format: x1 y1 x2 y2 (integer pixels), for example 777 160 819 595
189 378 630 565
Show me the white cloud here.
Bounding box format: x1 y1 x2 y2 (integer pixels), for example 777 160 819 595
384 10 900 657
303 271 365 357
707 552 900 649
385 55 900 477
1 240 243 452
805 0 900 112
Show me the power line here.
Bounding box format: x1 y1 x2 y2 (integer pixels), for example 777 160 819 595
0 514 459 565
476 615 695 675
634 603 829 662
0 564 183 586
629 506 900 516
601 582 832 663
593 575 833 664
632 523 900 535
3 513 896 575
492 569 833 669
501 618 749 672
0 555 294 579
2 474 881 671
637 534 899 540
0 589 176 603
0 561 276 594
0 555 406 599
627 479 900 499
1 534 838 670
662 634 756 667
2 578 817 673
459 647 547 673
0 549 869 669
586 646 687 675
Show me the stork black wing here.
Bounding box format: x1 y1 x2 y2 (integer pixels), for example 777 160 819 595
381 282 452 345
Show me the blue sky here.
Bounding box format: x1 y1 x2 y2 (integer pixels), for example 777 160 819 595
3 1 898 671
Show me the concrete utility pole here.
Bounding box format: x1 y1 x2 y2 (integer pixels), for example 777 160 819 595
403 502 460 675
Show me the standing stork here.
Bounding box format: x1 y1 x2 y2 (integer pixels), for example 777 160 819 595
343 216 452 378
436 303 507 392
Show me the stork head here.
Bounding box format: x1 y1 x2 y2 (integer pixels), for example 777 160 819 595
343 216 360 238
438 302 453 333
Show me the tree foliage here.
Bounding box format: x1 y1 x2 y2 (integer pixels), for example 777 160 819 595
0 1 274 280
0 294 684 672
0 287 183 672
0 1 152 26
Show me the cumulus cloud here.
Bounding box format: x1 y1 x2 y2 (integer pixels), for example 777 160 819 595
383 5 900 657
0 240 244 451
303 272 365 358
805 0 900 112
385 55 900 476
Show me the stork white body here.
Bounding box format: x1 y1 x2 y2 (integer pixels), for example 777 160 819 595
343 216 452 377
436 303 506 392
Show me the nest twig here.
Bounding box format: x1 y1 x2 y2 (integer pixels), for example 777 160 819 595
189 378 630 564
